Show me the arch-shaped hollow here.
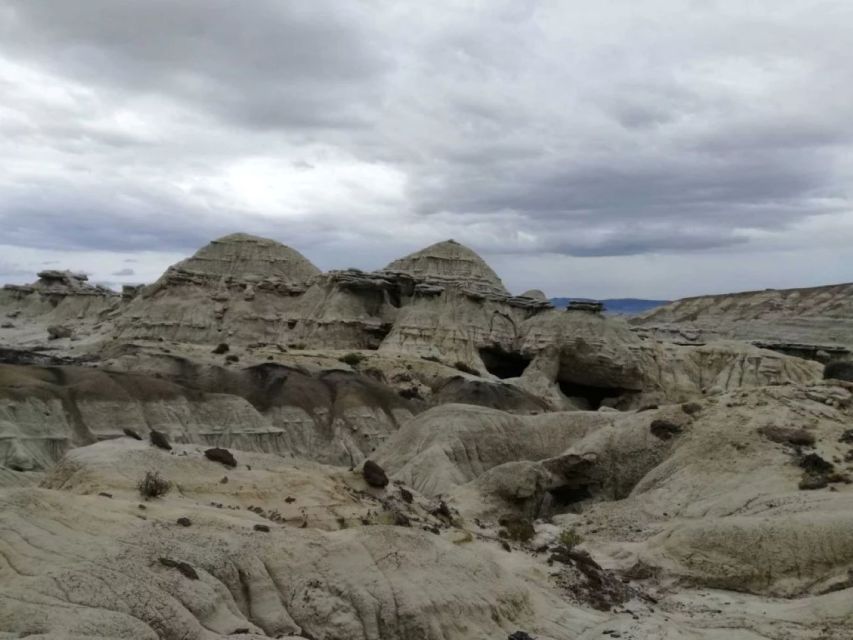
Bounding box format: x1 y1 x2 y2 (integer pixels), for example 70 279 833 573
478 346 532 379
557 380 637 410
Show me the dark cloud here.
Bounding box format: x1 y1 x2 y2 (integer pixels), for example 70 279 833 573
0 1 852 296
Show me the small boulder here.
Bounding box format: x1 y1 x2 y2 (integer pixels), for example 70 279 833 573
758 425 815 447
498 514 535 542
362 459 389 488
159 557 199 580
212 343 229 354
176 517 192 527
681 401 702 415
253 524 270 532
799 453 834 475
149 429 172 451
799 475 829 490
47 325 73 340
650 419 682 440
122 427 142 441
204 447 237 467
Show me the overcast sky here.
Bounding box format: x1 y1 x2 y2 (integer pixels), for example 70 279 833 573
2 0 852 298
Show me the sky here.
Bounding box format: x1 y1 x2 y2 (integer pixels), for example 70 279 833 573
1 0 853 299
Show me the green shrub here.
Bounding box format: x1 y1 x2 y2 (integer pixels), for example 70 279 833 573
558 527 583 550
339 352 366 366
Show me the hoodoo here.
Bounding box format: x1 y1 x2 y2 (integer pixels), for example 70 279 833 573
384 239 510 297
151 232 321 289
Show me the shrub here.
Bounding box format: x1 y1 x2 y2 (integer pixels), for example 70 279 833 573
339 352 366 366
224 354 239 363
454 361 480 376
558 527 583 550
212 343 229 354
137 470 172 499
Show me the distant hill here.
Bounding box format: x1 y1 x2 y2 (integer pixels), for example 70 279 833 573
550 297 670 315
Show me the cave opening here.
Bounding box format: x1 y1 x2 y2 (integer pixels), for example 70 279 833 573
478 346 532 379
558 380 635 410
548 483 592 506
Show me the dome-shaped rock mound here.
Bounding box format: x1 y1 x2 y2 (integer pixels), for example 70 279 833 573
519 289 547 301
384 239 509 296
172 233 320 285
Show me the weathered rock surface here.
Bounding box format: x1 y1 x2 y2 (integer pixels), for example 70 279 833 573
634 281 853 359
377 382 853 605
1 232 851 639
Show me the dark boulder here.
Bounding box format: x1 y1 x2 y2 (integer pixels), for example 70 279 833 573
122 427 142 441
149 429 172 451
758 425 815 447
650 419 682 440
362 459 389 488
204 447 237 467
799 453 834 475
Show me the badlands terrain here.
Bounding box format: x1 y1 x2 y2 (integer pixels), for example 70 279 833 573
1 233 852 639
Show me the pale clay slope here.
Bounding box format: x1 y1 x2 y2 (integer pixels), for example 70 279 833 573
634 281 853 351
2 384 852 639
1 233 851 639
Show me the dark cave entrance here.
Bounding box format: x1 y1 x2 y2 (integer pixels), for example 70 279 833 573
478 346 531 379
548 483 592 506
558 380 635 410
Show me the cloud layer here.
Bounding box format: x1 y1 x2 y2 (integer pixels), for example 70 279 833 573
1 0 852 297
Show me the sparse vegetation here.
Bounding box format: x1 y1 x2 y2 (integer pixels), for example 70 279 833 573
137 470 172 499
558 527 583 550
454 361 480 375
339 352 366 366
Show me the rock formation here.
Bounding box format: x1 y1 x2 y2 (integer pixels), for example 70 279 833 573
634 281 853 361
0 232 850 639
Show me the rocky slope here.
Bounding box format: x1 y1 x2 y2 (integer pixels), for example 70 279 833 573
633 282 853 360
0 232 851 639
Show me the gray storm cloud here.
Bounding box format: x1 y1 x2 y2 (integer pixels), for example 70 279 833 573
1 0 852 297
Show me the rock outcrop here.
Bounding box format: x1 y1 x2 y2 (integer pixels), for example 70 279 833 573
1 231 853 639
634 282 853 360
